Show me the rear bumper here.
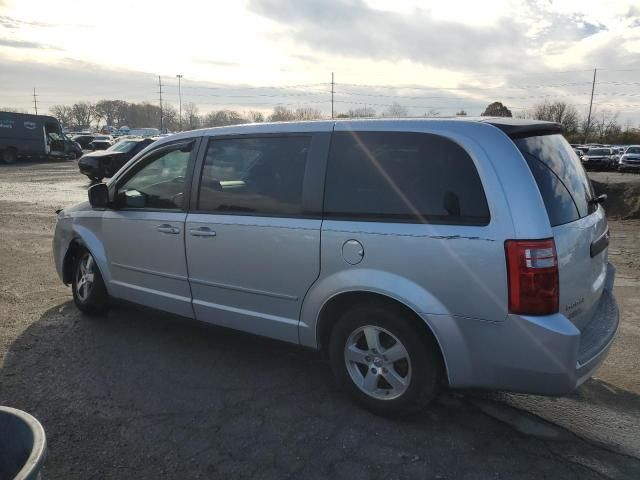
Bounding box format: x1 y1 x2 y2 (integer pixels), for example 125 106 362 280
619 162 640 170
433 263 619 395
78 157 103 178
582 160 611 169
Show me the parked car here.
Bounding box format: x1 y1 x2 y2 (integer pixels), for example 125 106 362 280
581 147 616 170
71 134 95 149
618 145 640 172
64 134 83 159
1 111 79 163
53 118 618 416
88 140 112 151
78 137 156 181
87 135 113 151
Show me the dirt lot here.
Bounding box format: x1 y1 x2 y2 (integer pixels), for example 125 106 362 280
1 160 639 479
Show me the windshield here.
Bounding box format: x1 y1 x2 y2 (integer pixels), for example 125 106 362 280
588 148 610 155
108 140 140 153
626 147 640 154
515 134 595 227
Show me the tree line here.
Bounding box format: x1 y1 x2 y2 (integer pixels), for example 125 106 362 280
479 101 640 144
5 97 638 144
45 100 329 132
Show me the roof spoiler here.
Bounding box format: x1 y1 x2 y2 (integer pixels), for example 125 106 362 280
485 120 563 139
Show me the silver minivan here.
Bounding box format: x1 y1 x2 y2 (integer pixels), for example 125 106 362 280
53 118 619 416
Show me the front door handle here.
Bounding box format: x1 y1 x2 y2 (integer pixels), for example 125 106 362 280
189 226 217 237
156 224 180 234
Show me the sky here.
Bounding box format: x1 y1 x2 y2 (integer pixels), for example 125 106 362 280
1 0 640 122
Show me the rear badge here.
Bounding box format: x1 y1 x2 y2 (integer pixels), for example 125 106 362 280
565 297 584 314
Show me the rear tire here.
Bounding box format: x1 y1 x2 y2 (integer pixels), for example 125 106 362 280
2 148 17 164
72 249 109 314
329 302 440 417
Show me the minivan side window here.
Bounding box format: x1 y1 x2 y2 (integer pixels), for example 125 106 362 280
197 136 311 216
116 143 192 210
323 132 490 225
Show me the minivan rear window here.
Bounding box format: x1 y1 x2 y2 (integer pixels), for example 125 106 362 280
514 134 595 227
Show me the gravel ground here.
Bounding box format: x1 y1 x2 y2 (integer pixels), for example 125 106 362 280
1 160 639 479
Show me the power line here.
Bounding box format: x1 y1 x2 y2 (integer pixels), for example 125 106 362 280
172 82 327 92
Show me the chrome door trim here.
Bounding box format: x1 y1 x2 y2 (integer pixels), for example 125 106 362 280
192 298 299 326
111 262 188 281
189 277 299 301
110 280 191 303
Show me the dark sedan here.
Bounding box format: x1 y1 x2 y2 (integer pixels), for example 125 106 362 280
78 137 155 181
71 134 95 149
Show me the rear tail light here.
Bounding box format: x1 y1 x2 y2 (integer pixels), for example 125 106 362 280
505 239 559 315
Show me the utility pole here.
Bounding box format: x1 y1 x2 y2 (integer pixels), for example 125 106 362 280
158 76 164 133
584 68 597 144
176 74 183 131
331 72 335 119
32 88 38 115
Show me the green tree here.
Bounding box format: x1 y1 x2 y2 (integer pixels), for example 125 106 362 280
481 102 512 117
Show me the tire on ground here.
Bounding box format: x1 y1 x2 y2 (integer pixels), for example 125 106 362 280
71 248 110 314
2 148 17 164
329 301 441 417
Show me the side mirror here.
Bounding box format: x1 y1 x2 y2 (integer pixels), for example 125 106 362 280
88 183 110 208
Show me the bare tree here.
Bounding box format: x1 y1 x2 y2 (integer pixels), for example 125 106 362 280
202 110 246 127
346 106 376 118
383 102 409 117
95 100 128 128
294 107 323 120
70 102 96 129
162 104 179 132
593 109 621 144
269 106 297 122
456 110 468 116
49 105 73 126
246 110 265 123
183 102 200 130
530 101 579 135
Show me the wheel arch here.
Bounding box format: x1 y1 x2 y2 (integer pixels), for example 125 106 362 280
62 225 111 290
313 290 449 385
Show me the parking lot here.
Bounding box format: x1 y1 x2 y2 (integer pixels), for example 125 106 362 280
1 160 639 479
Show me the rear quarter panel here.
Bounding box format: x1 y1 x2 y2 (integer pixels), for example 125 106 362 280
299 121 544 348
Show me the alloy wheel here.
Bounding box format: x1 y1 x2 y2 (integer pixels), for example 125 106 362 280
75 253 95 302
344 325 412 400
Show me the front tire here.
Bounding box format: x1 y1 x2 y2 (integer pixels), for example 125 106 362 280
72 249 109 314
329 303 440 417
2 148 17 164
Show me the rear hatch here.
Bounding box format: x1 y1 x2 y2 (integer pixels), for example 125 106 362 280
513 134 609 329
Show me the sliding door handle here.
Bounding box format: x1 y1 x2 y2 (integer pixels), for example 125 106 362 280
189 227 217 237
156 224 180 234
